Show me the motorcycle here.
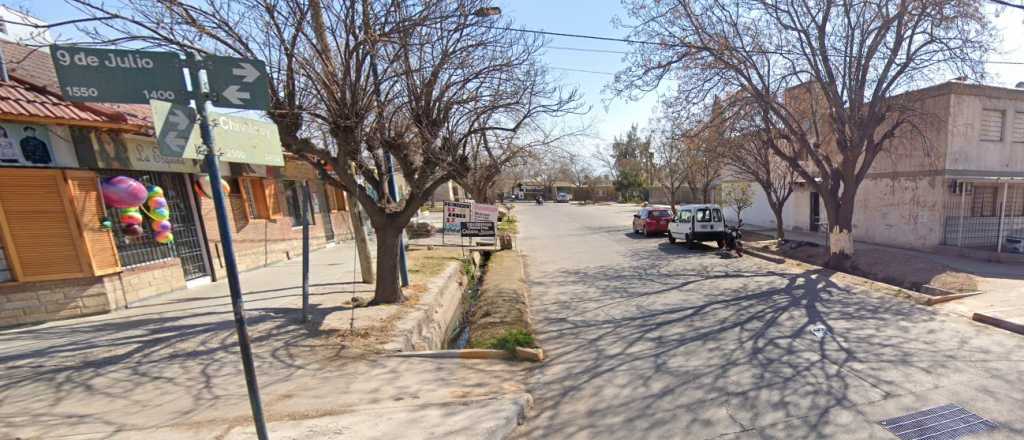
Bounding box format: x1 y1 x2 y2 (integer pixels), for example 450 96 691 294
724 220 744 257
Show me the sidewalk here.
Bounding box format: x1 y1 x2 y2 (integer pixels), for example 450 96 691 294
0 241 527 439
750 225 1024 334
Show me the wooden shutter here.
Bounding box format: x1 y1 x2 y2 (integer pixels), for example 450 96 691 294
264 178 283 218
1012 112 1024 143
0 169 91 281
65 170 121 275
326 185 339 211
980 109 1004 142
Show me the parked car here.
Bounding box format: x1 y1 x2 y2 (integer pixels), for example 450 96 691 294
556 192 571 203
668 204 727 247
1006 229 1024 254
632 206 673 236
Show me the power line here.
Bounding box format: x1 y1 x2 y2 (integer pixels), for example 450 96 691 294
548 66 616 76
485 25 1024 66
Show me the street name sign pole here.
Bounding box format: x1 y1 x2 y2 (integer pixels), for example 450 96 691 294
52 45 272 439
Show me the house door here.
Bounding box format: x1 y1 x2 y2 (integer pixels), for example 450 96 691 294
809 192 821 232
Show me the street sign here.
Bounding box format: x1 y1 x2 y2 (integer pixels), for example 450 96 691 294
150 100 198 157
50 45 189 104
206 55 271 110
444 201 472 233
151 100 284 166
460 221 496 238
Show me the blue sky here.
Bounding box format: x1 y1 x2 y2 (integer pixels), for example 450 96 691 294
11 0 1024 160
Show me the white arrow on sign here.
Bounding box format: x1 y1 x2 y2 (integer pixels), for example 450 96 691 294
231 62 261 83
222 85 251 105
167 108 191 130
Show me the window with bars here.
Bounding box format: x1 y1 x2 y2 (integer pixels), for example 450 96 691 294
972 185 999 217
980 109 1005 142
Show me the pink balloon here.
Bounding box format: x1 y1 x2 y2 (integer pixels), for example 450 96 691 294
102 176 149 208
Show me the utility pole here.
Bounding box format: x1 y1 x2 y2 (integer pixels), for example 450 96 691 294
347 188 375 283
385 153 410 287
301 182 312 322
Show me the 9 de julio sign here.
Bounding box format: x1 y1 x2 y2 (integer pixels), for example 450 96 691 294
51 45 189 104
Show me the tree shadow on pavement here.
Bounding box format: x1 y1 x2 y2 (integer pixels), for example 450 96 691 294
516 252 1024 439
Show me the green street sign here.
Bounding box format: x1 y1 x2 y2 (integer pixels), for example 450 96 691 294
50 45 189 104
205 55 271 111
151 100 283 166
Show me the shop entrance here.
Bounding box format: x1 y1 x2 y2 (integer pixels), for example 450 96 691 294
102 171 211 281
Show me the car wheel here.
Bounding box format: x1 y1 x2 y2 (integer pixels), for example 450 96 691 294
717 239 725 249
668 232 676 244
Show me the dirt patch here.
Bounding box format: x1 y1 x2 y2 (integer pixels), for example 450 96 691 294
751 240 978 294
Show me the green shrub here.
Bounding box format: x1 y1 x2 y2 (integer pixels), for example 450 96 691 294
482 329 534 352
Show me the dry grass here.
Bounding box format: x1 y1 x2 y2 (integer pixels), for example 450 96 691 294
406 246 464 281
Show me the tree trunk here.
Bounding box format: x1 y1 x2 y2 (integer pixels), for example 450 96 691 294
371 224 405 304
772 206 785 240
346 195 374 283
824 202 855 270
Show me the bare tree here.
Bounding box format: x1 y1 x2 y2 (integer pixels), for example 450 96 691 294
296 0 580 302
651 138 688 213
720 182 754 223
563 150 594 202
722 101 798 239
615 0 996 268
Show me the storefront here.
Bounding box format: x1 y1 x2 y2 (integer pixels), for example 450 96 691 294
75 129 214 283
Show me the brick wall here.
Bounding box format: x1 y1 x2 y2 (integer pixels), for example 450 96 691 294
115 260 188 305
0 276 116 327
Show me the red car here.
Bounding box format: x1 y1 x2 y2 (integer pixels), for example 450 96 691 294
632 207 673 236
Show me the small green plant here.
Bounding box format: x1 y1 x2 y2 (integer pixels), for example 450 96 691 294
462 258 477 282
498 214 518 234
483 329 534 352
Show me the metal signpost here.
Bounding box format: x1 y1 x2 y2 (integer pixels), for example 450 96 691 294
52 44 275 439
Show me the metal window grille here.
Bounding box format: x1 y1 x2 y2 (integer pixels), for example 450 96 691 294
100 170 209 279
943 179 1024 253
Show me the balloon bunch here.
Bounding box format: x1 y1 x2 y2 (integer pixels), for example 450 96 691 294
145 186 173 244
100 176 174 244
102 176 149 238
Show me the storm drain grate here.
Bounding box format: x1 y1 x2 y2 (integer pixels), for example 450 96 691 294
879 404 997 440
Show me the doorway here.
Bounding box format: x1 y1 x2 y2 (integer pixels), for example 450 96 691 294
810 192 821 232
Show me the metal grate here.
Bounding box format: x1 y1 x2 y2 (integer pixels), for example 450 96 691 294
879 404 997 440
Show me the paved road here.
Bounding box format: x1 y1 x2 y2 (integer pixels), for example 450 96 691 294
512 203 1024 439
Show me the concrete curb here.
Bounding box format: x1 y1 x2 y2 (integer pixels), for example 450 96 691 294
383 256 474 352
972 312 1024 336
389 349 513 360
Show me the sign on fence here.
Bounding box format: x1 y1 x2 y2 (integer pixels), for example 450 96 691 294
460 221 496 238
